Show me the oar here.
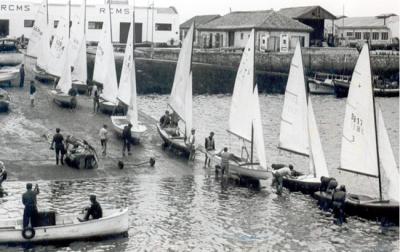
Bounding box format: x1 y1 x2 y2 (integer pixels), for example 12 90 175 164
118 157 156 169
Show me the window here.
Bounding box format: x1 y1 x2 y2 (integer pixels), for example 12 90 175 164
355 32 361 39
346 32 353 37
363 32 370 40
24 20 34 28
240 33 244 40
372 32 379 40
88 21 103 30
53 20 59 28
155 23 171 31
381 32 388 40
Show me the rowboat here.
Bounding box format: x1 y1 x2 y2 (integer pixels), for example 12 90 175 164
0 208 129 244
0 88 10 112
33 64 57 83
111 116 147 141
307 73 335 95
0 66 19 87
49 90 77 108
334 76 399 98
274 42 330 194
315 44 399 223
157 23 194 157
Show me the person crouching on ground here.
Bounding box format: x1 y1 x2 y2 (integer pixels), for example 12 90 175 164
272 165 294 195
78 195 102 222
50 128 66 165
122 123 133 156
22 183 40 228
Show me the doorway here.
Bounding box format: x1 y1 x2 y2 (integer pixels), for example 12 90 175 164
119 22 143 43
0 20 9 38
228 31 234 47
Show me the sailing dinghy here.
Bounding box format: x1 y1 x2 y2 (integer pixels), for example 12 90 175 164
0 208 128 244
273 42 330 194
111 10 147 141
156 23 194 157
205 30 268 180
314 44 399 223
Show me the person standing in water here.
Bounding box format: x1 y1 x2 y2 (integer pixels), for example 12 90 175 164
50 128 65 165
99 124 108 156
204 132 215 167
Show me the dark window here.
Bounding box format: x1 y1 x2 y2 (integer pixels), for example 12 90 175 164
240 33 244 39
372 32 379 40
381 32 388 40
355 32 361 39
346 32 353 37
88 21 103 30
24 20 34 28
54 20 59 28
155 23 171 31
363 32 370 40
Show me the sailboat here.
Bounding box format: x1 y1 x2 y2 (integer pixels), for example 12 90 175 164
111 8 147 141
205 29 268 180
273 42 330 194
93 1 119 114
156 23 194 157
314 44 399 223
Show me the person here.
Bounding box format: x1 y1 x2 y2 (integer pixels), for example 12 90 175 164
0 161 7 188
68 87 77 97
160 110 171 128
99 124 108 156
29 81 36 107
50 128 65 165
122 123 133 156
187 128 196 161
326 178 338 194
318 176 335 211
204 132 215 167
319 176 334 192
220 147 232 178
22 183 40 228
93 85 99 113
19 64 25 88
272 165 294 195
78 195 102 222
332 185 347 225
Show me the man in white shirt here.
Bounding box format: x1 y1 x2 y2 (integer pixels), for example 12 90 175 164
187 128 196 161
272 165 294 195
99 125 108 156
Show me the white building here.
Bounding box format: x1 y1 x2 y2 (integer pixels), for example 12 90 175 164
0 1 180 45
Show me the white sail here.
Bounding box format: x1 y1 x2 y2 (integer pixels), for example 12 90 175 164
56 43 72 94
71 35 87 83
307 96 329 178
184 71 193 135
36 23 51 71
228 29 255 142
168 23 194 130
27 0 48 58
93 6 118 103
279 42 309 156
69 2 85 65
47 12 69 77
252 84 267 169
340 44 378 177
377 107 399 202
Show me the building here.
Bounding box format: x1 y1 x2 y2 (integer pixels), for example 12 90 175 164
278 6 336 46
180 15 220 47
328 15 399 47
0 1 180 45
197 10 313 52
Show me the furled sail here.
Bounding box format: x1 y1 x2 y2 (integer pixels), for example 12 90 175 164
168 23 194 133
27 0 48 58
56 43 72 94
377 107 399 201
279 43 309 156
339 44 378 177
228 30 255 142
252 84 267 169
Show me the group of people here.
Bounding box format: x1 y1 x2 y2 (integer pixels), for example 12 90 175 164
319 176 347 225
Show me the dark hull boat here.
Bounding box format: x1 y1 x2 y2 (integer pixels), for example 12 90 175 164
282 175 321 194
334 79 399 98
157 123 190 157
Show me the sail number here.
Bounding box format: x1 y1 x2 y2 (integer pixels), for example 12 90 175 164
351 113 364 135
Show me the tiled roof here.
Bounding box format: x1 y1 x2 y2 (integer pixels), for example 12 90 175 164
180 15 221 29
278 6 336 20
198 10 313 32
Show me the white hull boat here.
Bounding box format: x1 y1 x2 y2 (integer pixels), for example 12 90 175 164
99 98 118 114
49 89 77 108
308 78 334 95
0 66 19 86
0 208 129 244
111 115 147 141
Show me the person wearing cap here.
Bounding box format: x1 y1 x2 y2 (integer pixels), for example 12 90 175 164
332 185 347 225
79 195 103 222
187 128 196 161
50 128 65 165
22 183 40 228
204 132 215 167
272 164 294 195
122 123 133 156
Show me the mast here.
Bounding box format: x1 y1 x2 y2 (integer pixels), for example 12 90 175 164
68 0 71 38
46 0 49 24
83 0 86 35
250 28 256 164
108 0 113 43
132 1 135 56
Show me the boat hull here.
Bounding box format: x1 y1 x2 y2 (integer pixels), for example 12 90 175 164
0 53 23 66
0 88 10 112
156 123 190 157
282 175 321 194
334 80 399 98
33 65 57 83
0 67 19 86
314 192 399 224
72 80 88 94
49 90 77 108
0 208 129 244
111 115 147 141
308 79 334 95
98 99 119 114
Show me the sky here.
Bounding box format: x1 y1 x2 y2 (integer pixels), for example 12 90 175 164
14 0 400 23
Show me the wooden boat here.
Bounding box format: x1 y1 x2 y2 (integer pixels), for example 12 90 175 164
33 64 57 83
307 72 335 95
334 76 399 98
111 12 147 142
0 208 129 244
274 42 330 194
72 80 88 94
157 23 194 157
0 88 10 112
65 135 98 169
315 44 399 223
0 38 23 66
93 2 119 114
0 66 19 87
205 29 268 181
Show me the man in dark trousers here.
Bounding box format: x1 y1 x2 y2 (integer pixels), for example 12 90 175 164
79 195 103 222
50 128 65 165
332 185 347 225
122 123 133 156
19 64 25 88
204 132 215 167
22 183 40 228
